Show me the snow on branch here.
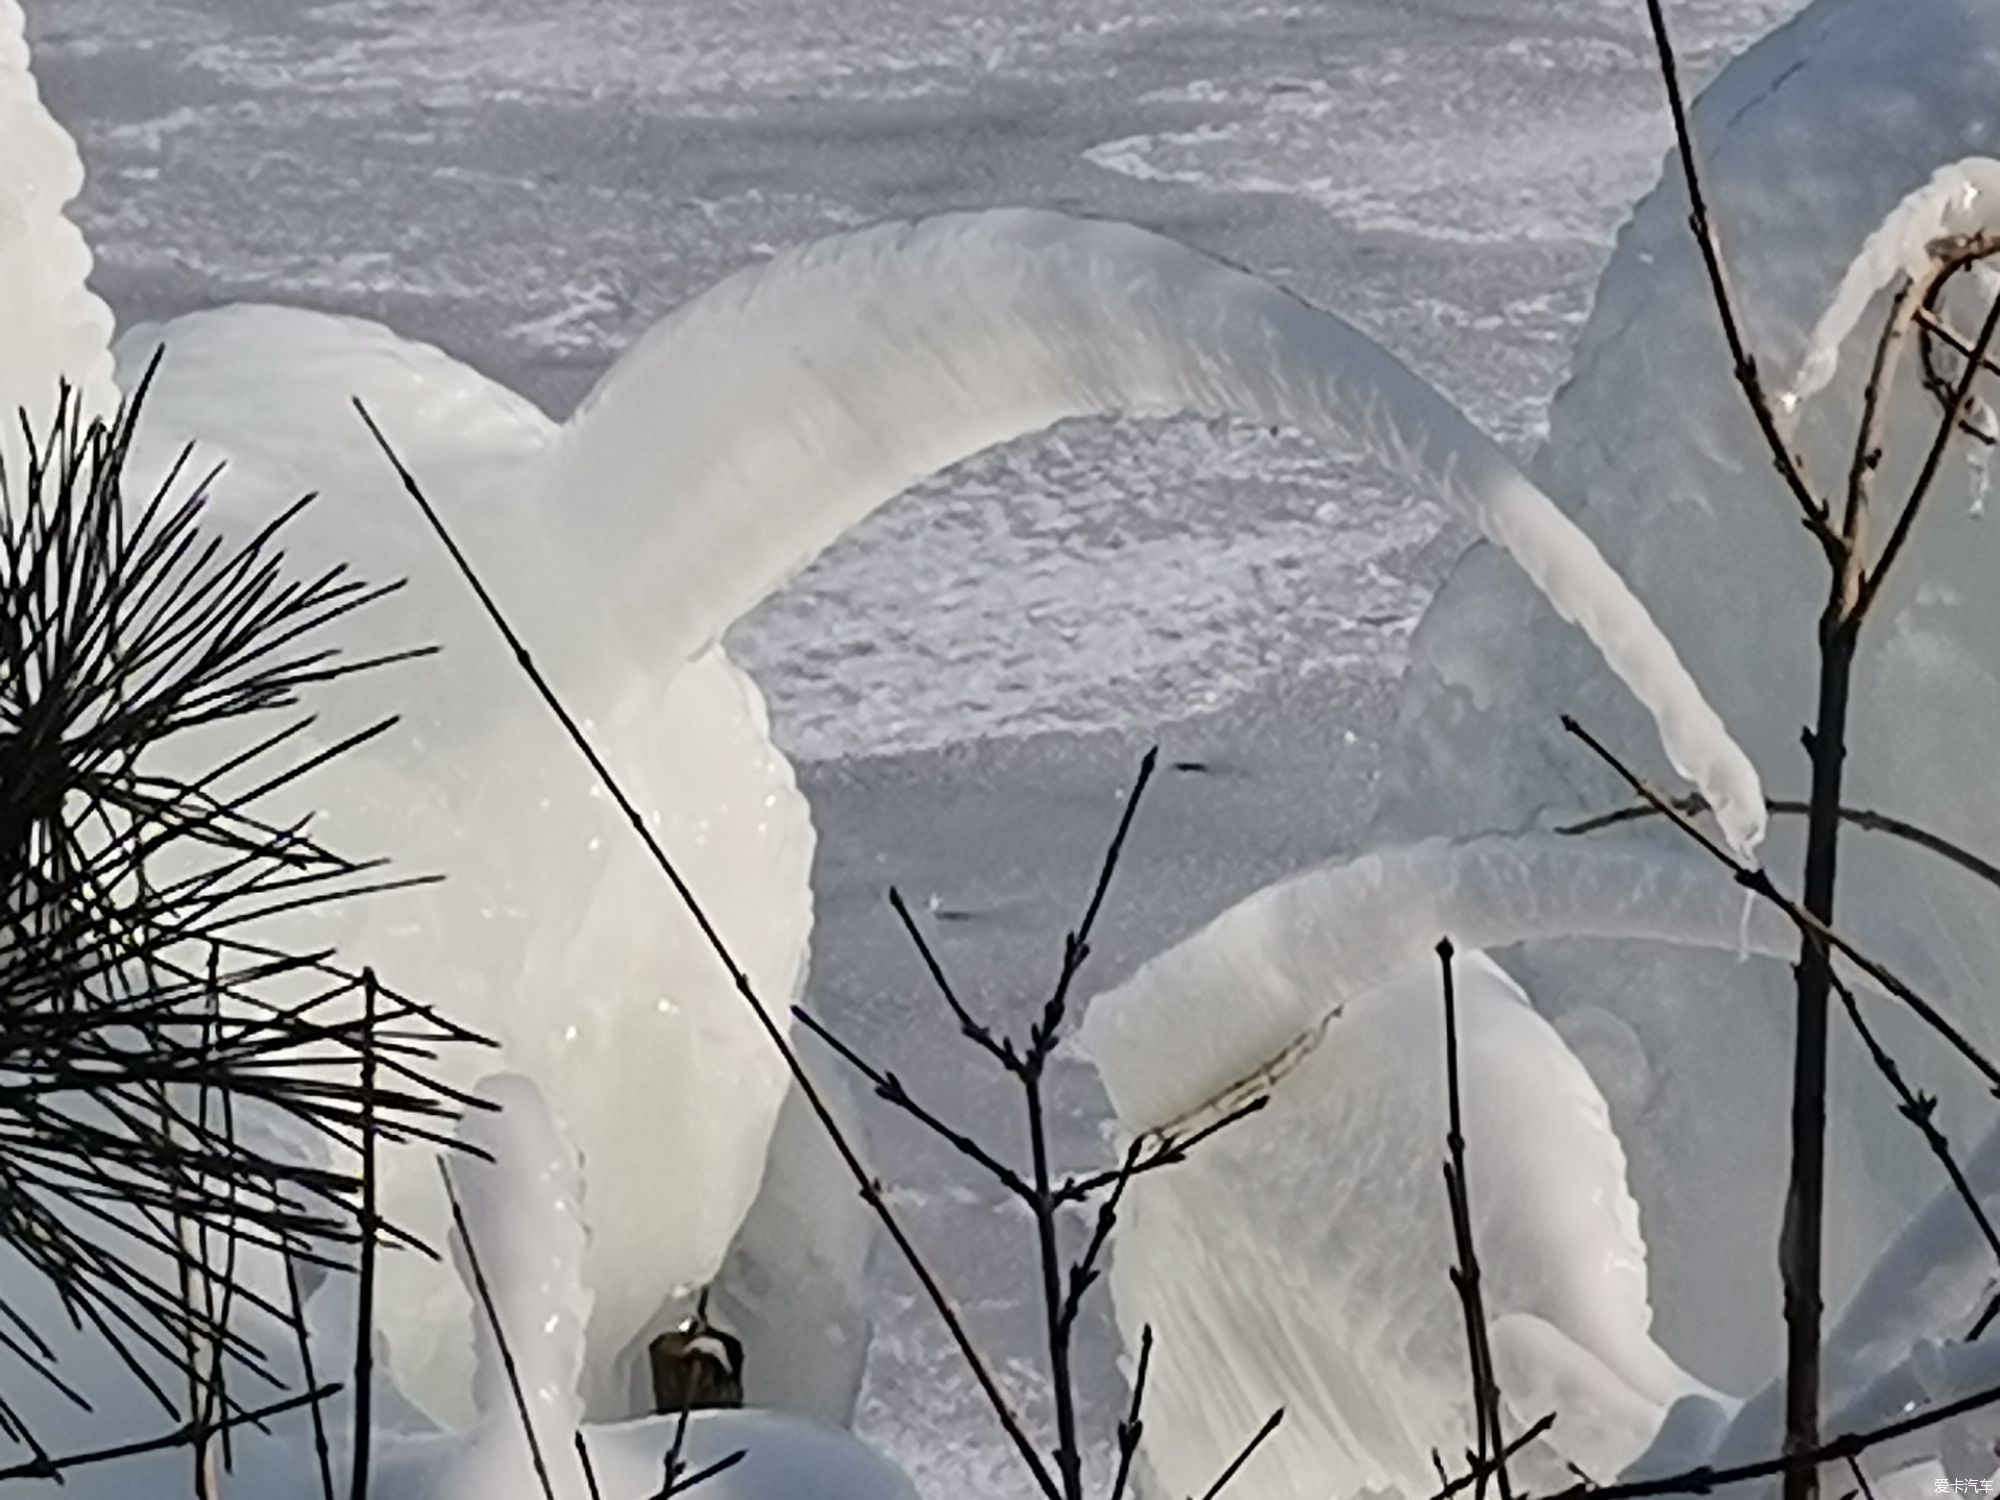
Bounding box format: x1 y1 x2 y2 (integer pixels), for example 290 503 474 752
1787 158 2000 410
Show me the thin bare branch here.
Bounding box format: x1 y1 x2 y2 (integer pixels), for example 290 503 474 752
793 1006 1032 1201
1108 1325 1153 1500
1830 972 2000 1336
1639 0 1831 546
1429 1414 1558 1500
888 886 1018 1072
1861 266 2000 610
1558 796 2000 893
1438 940 1512 1500
1054 1097 1268 1207
1196 1407 1284 1500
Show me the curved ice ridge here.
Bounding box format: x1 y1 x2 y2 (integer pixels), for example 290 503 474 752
1079 832 1804 1134
551 209 1765 854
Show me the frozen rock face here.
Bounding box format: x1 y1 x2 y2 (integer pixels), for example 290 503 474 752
1377 0 2000 1391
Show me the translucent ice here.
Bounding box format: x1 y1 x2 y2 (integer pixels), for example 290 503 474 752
99 209 1761 1426
1379 0 2000 1391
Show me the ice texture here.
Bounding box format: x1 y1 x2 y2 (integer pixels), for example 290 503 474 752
439 1074 595 1500
0 0 114 467
1787 158 2000 408
1078 834 1797 1134
1376 0 2000 1391
550 208 1765 854
96 200 1760 1427
699 1057 877 1427
109 303 819 1427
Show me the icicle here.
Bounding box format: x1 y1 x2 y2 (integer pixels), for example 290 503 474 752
1787 158 2000 410
549 208 1768 856
441 1073 595 1500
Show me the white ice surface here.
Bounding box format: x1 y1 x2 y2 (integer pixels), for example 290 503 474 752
1093 947 1716 1500
0 0 114 465
439 1074 594 1500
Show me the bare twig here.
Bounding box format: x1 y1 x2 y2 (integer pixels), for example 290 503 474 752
888 886 1018 1071
809 747 1269 1500
1429 1414 1559 1500
1108 1325 1153 1500
1829 972 2000 1335
1196 1408 1285 1500
574 1432 604 1500
791 1006 1032 1200
1059 1139 1143 1339
660 1449 745 1497
1053 1097 1268 1207
1438 940 1512 1500
1030 751 1158 1500
1557 797 2000 893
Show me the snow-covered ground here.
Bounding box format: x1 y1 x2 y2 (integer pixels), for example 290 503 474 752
25 1 1807 1492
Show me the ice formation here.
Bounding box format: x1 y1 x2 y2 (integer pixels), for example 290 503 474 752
10 0 1999 1493
0 0 114 474
0 1077 917 1500
1078 0 2000 1493
1375 0 2000 1397
1787 157 2000 410
545 208 1765 856
1079 834 1850 1497
9 0 1761 1443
